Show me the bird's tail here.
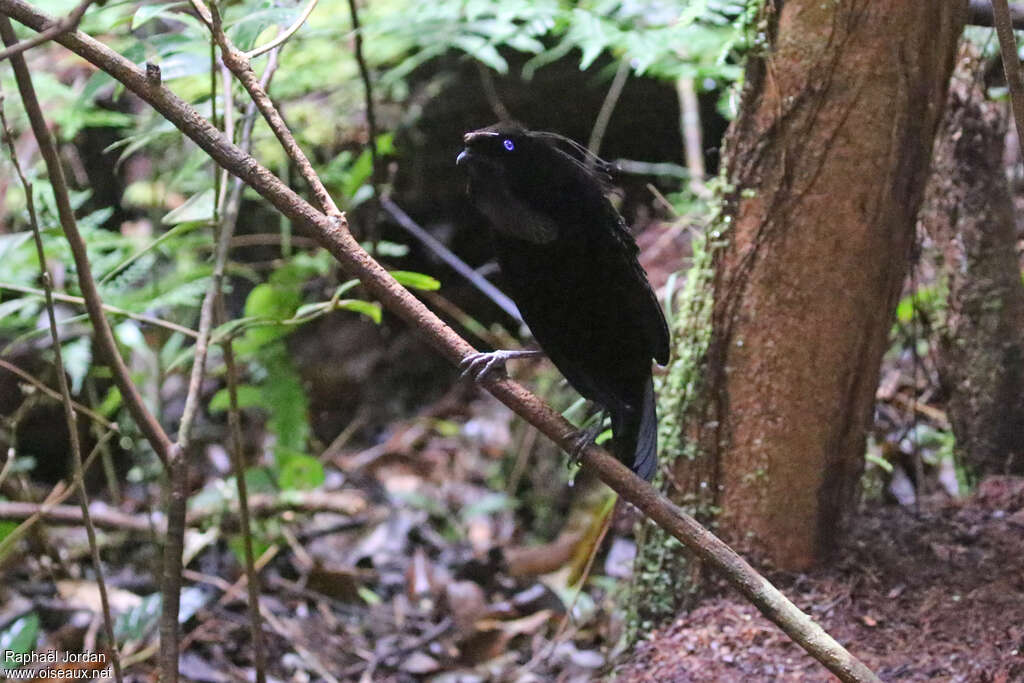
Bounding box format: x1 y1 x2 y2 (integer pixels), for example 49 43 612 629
611 377 658 481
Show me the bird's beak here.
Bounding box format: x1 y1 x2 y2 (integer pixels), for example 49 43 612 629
456 150 468 166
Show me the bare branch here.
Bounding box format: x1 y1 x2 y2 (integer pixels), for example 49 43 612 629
0 490 365 533
588 57 630 156
969 0 1024 28
345 0 382 242
0 359 119 431
676 75 710 198
0 3 880 680
993 0 1024 161
0 282 200 338
0 429 115 560
0 498 152 534
208 49 280 683
381 197 523 322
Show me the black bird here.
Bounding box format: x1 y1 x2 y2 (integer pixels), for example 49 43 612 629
456 123 670 480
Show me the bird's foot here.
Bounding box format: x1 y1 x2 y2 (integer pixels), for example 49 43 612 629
566 424 603 468
460 349 543 382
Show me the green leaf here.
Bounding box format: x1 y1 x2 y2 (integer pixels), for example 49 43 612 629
342 149 374 201
0 613 39 669
390 270 441 291
114 594 160 643
131 2 188 30
896 296 915 324
460 492 515 520
98 386 122 417
866 451 893 473
209 384 262 413
0 297 38 322
244 467 277 494
452 35 508 73
262 345 309 456
228 533 271 566
0 520 17 545
276 451 324 491
0 233 32 264
292 301 330 320
162 189 215 226
337 299 382 324
229 7 301 52
61 337 93 395
357 586 382 606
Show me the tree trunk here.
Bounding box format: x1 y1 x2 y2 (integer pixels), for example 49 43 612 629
632 1 966 631
922 53 1024 477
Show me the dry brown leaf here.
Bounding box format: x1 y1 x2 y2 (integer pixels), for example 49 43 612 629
56 580 142 613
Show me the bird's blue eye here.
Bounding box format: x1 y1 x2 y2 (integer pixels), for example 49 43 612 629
503 139 515 151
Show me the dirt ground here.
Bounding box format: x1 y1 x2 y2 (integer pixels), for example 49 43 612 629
616 477 1024 682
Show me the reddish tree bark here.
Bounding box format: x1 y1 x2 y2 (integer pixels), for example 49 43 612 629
687 1 966 570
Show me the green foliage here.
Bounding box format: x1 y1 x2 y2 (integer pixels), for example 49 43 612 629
0 613 39 669
113 593 161 644
371 0 749 88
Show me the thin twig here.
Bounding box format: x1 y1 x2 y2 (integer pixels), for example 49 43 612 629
246 0 319 59
993 0 1024 159
0 0 89 60
1 29 123 683
345 0 381 244
587 57 630 156
0 495 150 535
199 0 341 217
0 6 880 680
477 61 512 121
154 24 257 682
0 359 120 431
0 490 365 532
0 416 113 560
0 282 200 338
217 62 233 212
0 13 174 469
0 449 15 488
676 75 710 198
381 197 522 322
208 49 280 683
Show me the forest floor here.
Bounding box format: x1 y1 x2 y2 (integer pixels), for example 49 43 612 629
617 477 1024 683
4 227 1022 682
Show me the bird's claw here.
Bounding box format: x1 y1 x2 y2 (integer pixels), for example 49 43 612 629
566 426 601 467
460 351 510 381
460 349 542 382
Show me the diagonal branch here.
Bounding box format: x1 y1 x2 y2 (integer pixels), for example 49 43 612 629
0 3 879 681
0 358 119 432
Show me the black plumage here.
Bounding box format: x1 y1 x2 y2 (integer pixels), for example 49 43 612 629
456 123 670 480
